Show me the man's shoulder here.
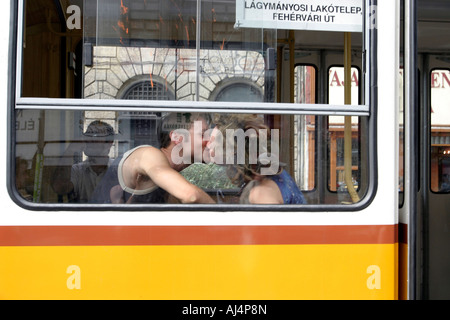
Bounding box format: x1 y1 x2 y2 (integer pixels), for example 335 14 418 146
132 145 163 157
129 145 169 167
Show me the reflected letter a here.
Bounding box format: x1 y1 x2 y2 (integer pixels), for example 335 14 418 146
66 265 81 290
66 5 81 30
366 265 381 289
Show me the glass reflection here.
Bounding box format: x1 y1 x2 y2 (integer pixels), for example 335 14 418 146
14 110 367 205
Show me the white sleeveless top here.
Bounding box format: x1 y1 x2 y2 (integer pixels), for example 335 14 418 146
117 145 159 195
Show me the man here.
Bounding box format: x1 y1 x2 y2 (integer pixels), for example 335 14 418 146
90 112 215 204
52 120 115 203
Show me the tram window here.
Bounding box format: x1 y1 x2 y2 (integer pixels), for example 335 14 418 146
17 0 366 105
327 67 362 197
13 0 372 208
14 109 369 205
293 65 316 191
398 67 405 203
328 67 360 104
20 0 275 102
430 69 450 193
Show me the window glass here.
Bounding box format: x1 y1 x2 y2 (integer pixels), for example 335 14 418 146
15 110 368 205
398 1 405 204
398 66 404 202
327 67 362 201
430 69 450 193
21 0 276 102
19 0 363 105
328 67 360 105
15 0 369 207
294 65 316 191
121 80 175 100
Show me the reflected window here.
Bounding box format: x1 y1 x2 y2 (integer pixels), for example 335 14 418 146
430 69 450 193
328 67 361 201
294 65 316 191
122 80 175 100
213 82 263 102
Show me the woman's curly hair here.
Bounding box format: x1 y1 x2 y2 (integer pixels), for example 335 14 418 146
213 114 281 186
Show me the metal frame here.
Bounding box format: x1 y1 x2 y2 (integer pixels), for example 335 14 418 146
9 0 378 212
16 97 369 116
404 0 418 300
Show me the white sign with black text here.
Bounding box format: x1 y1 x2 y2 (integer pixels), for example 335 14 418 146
235 0 363 32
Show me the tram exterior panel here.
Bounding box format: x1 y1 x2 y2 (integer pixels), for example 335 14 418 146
0 225 397 299
3 0 449 300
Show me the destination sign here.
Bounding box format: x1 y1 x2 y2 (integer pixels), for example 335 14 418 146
235 0 363 32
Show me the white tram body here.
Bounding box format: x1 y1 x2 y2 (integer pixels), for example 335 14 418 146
0 0 449 300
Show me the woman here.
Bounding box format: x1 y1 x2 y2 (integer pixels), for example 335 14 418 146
207 114 305 204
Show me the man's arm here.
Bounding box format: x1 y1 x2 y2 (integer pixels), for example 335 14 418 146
137 148 215 204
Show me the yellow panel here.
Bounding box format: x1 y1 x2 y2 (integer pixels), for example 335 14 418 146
0 244 397 300
399 243 408 300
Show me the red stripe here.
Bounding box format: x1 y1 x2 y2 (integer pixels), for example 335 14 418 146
399 223 408 244
0 225 398 246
